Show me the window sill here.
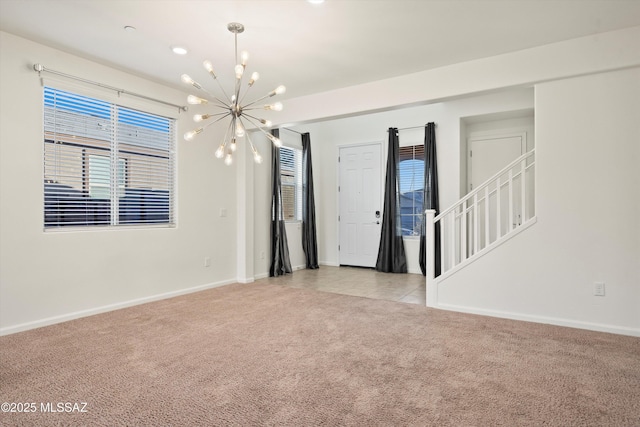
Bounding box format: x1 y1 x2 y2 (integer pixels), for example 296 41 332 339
43 224 176 233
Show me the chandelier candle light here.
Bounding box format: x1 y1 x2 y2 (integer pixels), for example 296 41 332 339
181 22 285 165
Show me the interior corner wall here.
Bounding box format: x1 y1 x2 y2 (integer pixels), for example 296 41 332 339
251 131 271 279
0 32 238 334
435 67 640 335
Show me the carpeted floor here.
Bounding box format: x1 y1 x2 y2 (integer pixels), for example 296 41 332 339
1 281 639 426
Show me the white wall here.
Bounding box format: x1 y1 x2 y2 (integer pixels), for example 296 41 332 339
0 32 237 334
435 68 640 335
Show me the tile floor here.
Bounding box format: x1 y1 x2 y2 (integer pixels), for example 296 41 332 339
262 265 426 305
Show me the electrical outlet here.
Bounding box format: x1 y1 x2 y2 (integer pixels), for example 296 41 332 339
204 257 212 267
219 208 227 217
594 282 605 296
260 251 265 260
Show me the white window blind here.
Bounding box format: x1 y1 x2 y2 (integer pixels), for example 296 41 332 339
398 144 425 236
279 146 302 221
44 87 175 228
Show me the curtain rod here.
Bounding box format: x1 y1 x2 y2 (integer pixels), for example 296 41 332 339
33 64 188 112
282 124 436 135
387 123 437 132
281 127 304 135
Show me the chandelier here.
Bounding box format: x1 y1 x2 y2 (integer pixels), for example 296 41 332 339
181 22 285 165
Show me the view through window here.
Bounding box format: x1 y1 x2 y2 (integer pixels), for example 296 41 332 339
279 146 302 221
398 144 425 236
43 87 175 228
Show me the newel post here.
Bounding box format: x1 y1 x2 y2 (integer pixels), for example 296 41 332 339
425 209 437 307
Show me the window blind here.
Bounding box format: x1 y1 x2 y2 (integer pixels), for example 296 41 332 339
280 146 302 221
44 87 175 228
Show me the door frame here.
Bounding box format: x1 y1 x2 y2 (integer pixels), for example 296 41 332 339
336 141 384 267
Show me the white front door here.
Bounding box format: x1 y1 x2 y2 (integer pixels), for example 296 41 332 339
338 143 382 267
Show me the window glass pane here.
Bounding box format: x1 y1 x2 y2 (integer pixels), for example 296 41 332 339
43 87 175 228
280 148 295 170
117 106 173 225
398 145 425 236
279 146 302 221
282 185 296 220
88 155 126 199
88 155 110 199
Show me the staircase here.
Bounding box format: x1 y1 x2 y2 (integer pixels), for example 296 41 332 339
425 149 536 306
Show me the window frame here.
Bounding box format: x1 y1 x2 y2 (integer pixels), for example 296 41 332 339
279 145 302 222
43 86 176 230
398 144 425 238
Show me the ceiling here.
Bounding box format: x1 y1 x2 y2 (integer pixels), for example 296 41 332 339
2 0 640 101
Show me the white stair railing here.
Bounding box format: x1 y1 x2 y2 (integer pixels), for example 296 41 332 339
426 149 536 298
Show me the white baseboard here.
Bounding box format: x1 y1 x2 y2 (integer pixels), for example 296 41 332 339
251 264 308 282
320 261 339 267
0 279 237 336
434 302 640 337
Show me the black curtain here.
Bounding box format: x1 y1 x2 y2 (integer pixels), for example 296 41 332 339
376 128 407 273
420 122 441 277
301 132 319 269
269 129 292 277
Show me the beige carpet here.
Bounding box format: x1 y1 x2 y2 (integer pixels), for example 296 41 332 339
1 282 639 426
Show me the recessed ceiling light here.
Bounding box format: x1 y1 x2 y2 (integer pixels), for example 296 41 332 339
172 46 188 55
308 0 325 4
124 25 136 32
